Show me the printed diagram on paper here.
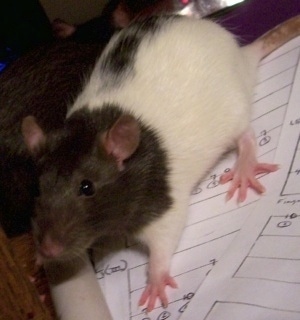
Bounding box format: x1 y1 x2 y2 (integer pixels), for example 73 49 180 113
93 36 300 320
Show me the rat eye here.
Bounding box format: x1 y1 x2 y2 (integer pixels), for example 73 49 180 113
79 179 95 197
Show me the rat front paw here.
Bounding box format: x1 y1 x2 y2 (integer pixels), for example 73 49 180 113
220 162 278 202
138 274 177 312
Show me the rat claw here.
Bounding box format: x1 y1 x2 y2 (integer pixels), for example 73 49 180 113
139 284 164 312
249 175 265 194
254 163 279 175
237 180 247 203
219 170 233 184
225 178 239 201
139 284 158 312
138 286 151 307
147 292 157 312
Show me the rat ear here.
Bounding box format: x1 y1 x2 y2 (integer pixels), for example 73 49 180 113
102 114 141 170
22 116 46 156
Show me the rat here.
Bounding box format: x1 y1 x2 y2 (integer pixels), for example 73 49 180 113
21 14 300 312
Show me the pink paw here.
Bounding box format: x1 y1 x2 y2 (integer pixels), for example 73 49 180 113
220 162 279 202
138 274 177 312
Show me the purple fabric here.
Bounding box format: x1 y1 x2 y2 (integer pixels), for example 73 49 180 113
217 0 300 44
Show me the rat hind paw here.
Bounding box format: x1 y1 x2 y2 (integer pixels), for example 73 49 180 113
220 162 278 202
138 274 177 312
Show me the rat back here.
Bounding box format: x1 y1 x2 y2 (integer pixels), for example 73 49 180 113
70 16 252 187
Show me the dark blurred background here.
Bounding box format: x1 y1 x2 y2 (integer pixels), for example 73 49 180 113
0 0 53 71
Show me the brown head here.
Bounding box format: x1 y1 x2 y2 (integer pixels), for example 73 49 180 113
21 107 141 263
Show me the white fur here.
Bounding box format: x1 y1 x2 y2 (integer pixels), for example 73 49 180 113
70 17 253 187
68 17 257 290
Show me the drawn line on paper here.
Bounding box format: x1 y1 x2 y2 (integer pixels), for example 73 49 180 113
252 84 291 116
234 275 300 285
281 133 300 196
187 199 258 226
257 234 300 238
259 46 300 67
203 301 300 320
246 256 300 261
251 102 287 122
257 65 297 85
254 82 294 104
253 61 299 103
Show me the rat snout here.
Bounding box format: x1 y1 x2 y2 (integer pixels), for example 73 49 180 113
33 199 93 263
32 214 65 262
38 235 64 258
36 233 65 262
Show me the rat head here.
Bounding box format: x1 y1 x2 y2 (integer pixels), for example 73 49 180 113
21 108 140 263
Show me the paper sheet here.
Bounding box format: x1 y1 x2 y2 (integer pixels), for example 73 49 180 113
181 37 300 320
93 36 300 320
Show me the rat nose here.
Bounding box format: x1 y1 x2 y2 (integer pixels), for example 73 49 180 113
37 234 64 260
